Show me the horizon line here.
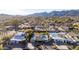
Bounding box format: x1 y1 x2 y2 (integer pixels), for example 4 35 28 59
0 9 79 15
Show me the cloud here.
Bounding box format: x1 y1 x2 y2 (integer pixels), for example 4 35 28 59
0 0 78 15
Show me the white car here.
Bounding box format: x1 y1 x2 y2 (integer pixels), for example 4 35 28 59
10 32 26 47
11 32 26 42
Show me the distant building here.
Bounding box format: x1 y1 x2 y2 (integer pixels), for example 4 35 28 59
18 23 34 29
49 26 55 31
34 25 55 32
5 26 15 31
34 26 47 31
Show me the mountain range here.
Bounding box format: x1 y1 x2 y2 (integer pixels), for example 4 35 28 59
28 10 79 17
1 10 79 18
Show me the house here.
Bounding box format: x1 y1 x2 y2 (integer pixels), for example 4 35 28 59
34 25 55 32
48 26 55 31
5 26 15 31
18 23 34 29
34 25 47 31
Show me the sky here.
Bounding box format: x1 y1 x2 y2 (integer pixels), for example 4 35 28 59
0 0 79 15
0 9 54 15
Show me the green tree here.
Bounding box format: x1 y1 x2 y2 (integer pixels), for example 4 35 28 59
9 19 23 31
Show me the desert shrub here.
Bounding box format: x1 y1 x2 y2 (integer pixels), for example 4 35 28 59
74 46 79 50
0 44 3 50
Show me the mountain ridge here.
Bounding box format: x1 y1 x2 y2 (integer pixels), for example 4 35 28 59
28 10 79 17
0 10 79 18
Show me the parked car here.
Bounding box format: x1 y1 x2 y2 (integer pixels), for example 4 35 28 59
75 41 79 45
10 32 26 49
